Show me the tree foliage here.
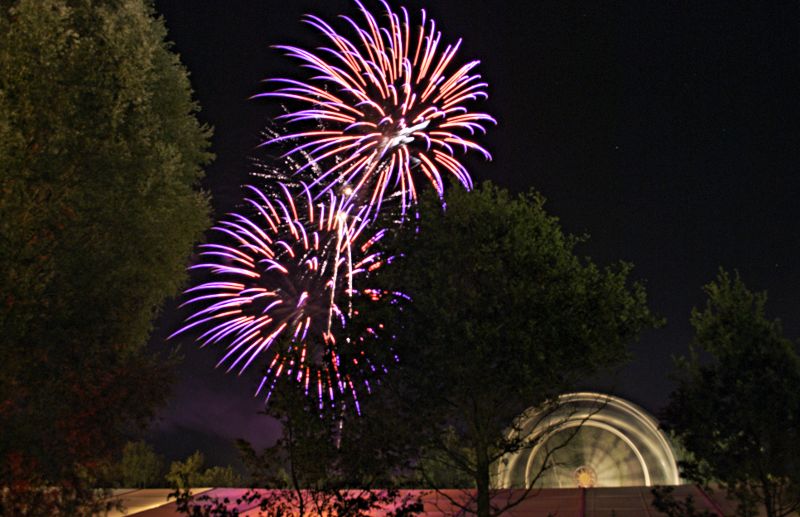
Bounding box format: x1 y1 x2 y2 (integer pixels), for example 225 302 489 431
662 270 800 517
366 183 657 516
172 388 422 516
166 451 242 489
120 440 165 489
0 0 211 508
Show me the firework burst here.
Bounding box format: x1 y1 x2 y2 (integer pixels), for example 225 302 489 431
171 184 391 411
255 0 495 218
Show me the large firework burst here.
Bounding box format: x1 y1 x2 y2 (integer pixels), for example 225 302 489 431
255 0 495 218
171 184 391 410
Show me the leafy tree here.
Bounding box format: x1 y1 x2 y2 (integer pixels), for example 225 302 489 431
166 451 243 489
651 486 717 517
200 466 245 489
0 0 211 511
236 389 421 516
662 270 800 517
366 183 657 517
172 387 422 516
167 452 208 489
120 440 165 488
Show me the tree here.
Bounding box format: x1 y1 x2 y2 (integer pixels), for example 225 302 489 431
167 452 209 489
172 387 422 516
0 0 211 511
366 183 657 517
241 388 421 516
662 270 800 517
233 393 355 516
166 451 243 489
119 441 165 489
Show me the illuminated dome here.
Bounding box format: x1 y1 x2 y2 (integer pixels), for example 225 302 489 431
493 392 680 488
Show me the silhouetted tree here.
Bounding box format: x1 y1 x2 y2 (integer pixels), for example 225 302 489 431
367 184 658 517
662 270 800 517
0 0 211 512
173 387 422 516
120 441 165 489
166 451 243 489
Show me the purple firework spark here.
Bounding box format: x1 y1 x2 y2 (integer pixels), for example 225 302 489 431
171 184 390 411
255 0 495 219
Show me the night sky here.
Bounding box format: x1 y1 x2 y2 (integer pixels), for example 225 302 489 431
147 0 800 465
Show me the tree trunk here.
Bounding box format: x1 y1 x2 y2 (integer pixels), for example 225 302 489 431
764 492 775 517
761 477 775 517
476 448 491 517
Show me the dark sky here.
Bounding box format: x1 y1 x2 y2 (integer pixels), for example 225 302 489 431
148 0 800 464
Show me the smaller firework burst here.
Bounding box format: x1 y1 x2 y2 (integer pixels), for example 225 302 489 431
171 184 392 411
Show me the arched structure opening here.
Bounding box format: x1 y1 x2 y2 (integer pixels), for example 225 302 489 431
494 392 680 489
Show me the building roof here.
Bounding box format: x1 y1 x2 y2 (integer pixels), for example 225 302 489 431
107 485 733 516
